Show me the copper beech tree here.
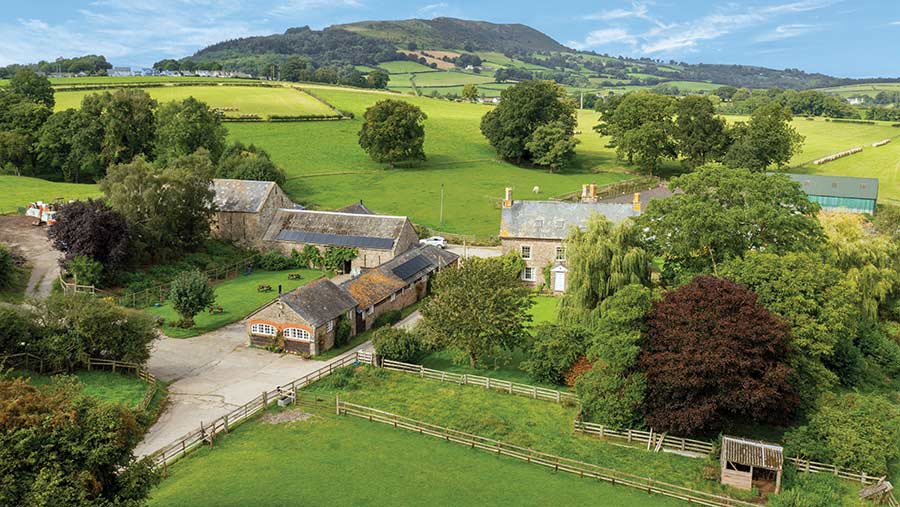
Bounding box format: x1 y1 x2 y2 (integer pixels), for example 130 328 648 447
639 276 798 435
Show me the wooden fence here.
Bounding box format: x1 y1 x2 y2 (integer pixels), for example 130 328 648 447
380 358 578 405
574 420 714 456
337 400 757 507
2 353 159 412
786 457 883 485
59 277 103 296
150 351 366 470
115 256 256 308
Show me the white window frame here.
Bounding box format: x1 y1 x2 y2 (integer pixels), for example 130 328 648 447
283 327 312 341
390 292 397 302
251 323 277 337
556 246 566 261
520 245 532 260
522 267 536 282
327 320 334 332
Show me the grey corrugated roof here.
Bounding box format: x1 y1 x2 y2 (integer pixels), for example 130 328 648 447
264 209 410 250
280 278 357 327
785 173 878 201
500 200 639 240
211 179 275 213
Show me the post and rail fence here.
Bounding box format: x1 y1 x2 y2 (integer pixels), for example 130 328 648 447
574 420 715 456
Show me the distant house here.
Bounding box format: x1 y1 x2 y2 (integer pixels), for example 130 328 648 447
246 278 358 356
262 209 419 272
109 67 132 77
785 173 878 214
210 179 297 247
341 244 458 331
499 185 641 292
478 97 500 105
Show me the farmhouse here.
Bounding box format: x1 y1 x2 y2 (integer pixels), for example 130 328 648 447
262 208 419 272
499 186 639 292
342 244 459 331
785 173 878 214
210 179 297 246
246 278 358 356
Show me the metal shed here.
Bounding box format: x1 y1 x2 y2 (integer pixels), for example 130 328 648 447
720 436 784 493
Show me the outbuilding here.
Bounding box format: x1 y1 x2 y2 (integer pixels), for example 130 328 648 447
210 179 297 247
720 436 784 494
785 173 878 214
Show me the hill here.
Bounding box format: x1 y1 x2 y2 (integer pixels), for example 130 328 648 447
333 17 568 53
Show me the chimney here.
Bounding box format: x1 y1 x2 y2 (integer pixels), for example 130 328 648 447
503 187 513 208
581 184 589 201
589 183 598 200
581 183 598 203
633 192 641 213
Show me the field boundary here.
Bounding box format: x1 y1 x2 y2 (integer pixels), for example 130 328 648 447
2 352 159 411
336 399 757 507
574 420 714 456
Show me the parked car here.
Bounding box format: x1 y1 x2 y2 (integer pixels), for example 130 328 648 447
419 236 447 248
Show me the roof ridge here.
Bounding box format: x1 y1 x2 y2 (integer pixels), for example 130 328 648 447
276 208 408 220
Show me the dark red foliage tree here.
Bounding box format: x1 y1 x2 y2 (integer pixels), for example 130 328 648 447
48 199 131 274
639 276 797 435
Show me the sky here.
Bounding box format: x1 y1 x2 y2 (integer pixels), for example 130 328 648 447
2 0 899 78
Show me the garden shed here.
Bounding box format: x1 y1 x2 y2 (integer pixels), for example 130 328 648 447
720 436 783 494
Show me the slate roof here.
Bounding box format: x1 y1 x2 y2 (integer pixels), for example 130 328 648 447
264 209 410 251
279 278 357 327
341 245 459 308
785 173 879 201
500 200 639 240
211 179 276 213
336 201 375 215
597 184 677 207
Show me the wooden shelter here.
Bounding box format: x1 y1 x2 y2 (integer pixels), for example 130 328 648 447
720 436 784 493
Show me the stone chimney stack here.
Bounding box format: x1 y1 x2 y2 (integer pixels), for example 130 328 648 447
581 183 598 203
503 187 513 208
589 183 598 200
633 192 641 213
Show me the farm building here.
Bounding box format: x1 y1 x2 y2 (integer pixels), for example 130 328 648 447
210 179 297 246
342 244 458 331
336 200 376 215
785 173 878 214
499 186 640 292
720 436 783 494
246 278 358 356
262 208 419 272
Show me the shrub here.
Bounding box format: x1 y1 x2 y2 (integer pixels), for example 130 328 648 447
168 270 215 328
0 306 39 355
373 309 403 329
66 255 103 286
372 327 425 363
576 368 647 429
521 323 588 385
334 317 352 348
0 244 13 289
293 245 322 270
784 392 900 475
768 472 852 507
257 250 293 271
47 199 131 277
564 355 592 387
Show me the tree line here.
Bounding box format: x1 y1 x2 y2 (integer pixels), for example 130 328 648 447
0 54 112 79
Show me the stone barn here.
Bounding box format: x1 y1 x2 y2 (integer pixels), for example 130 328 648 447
262 208 419 272
211 179 296 246
246 278 358 356
342 244 458 331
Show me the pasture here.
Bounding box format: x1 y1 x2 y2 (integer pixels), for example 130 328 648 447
816 82 900 98
53 85 336 118
12 369 148 408
144 268 326 338
148 408 681 507
0 175 100 214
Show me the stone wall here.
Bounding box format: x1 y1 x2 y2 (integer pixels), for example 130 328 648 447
360 278 423 331
212 185 295 247
500 237 566 289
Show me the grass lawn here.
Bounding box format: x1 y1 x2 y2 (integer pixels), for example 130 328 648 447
530 294 560 324
145 268 326 338
54 85 335 118
0 264 31 304
149 408 684 507
0 175 100 214
12 369 148 408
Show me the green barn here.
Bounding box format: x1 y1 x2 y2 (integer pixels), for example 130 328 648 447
786 174 878 214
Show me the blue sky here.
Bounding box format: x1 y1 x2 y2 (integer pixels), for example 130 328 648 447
2 0 899 77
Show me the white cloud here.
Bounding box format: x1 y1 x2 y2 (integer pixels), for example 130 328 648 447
755 23 820 42
761 0 839 15
568 28 638 50
419 3 449 16
891 21 900 26
270 0 362 17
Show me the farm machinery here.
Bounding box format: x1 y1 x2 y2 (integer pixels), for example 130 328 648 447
25 200 61 226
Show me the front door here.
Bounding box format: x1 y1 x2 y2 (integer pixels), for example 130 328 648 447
553 271 566 291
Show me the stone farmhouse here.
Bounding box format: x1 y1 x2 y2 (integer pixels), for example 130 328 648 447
342 244 458 332
246 277 358 356
499 185 642 292
210 179 297 247
246 244 457 355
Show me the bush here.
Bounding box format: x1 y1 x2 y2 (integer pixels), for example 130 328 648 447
373 309 403 329
372 327 425 363
257 250 294 271
168 270 215 328
66 255 103 286
333 317 352 348
768 472 851 507
0 244 13 289
784 392 900 475
0 306 39 355
521 323 588 385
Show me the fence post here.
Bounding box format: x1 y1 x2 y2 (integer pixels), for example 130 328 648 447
556 391 560 403
533 386 537 399
627 429 632 443
486 377 490 390
262 391 268 409
224 414 229 433
335 394 340 415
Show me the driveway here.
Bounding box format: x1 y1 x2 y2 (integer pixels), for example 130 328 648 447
0 216 61 298
134 323 373 457
446 244 501 259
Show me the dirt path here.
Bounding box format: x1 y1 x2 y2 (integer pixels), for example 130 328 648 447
0 216 61 298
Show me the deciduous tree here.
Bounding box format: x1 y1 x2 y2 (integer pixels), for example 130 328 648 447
216 141 285 184
155 97 226 164
169 269 215 328
358 99 427 167
673 95 729 168
48 199 131 275
524 120 579 172
522 323 589 385
461 83 479 101
725 101 804 171
9 68 54 108
594 91 676 174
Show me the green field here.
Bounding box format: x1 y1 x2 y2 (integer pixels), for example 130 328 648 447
12 369 148 408
149 407 682 507
817 83 900 98
54 85 336 118
0 76 249 88
378 60 438 74
145 268 326 338
0 175 100 214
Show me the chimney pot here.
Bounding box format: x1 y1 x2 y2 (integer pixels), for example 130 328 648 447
633 192 641 213
503 187 513 208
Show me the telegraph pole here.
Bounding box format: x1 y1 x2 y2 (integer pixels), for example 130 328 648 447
439 184 444 226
